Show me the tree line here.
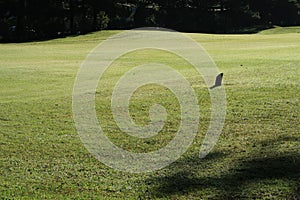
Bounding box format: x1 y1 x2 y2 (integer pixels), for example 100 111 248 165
0 0 299 42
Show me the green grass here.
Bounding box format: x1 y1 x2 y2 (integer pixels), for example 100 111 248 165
1 27 299 199
259 26 300 34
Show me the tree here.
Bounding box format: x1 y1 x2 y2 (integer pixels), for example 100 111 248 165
0 0 299 42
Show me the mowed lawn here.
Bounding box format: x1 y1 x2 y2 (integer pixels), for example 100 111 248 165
0 27 299 199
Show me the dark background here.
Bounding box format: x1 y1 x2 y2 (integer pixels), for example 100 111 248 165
1 0 299 42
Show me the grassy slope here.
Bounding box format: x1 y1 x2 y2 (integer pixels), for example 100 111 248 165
0 27 299 199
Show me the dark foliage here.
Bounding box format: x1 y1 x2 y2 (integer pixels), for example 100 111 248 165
0 0 299 42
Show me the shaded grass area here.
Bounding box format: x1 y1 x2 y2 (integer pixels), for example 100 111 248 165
259 26 300 35
146 136 300 199
0 27 299 199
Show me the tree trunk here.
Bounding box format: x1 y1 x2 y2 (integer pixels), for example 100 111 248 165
70 0 75 34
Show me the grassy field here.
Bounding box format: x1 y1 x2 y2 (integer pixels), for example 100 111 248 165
1 27 299 199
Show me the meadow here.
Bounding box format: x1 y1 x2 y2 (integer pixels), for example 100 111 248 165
0 27 299 199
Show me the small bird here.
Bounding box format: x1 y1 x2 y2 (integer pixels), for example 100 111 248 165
210 73 223 89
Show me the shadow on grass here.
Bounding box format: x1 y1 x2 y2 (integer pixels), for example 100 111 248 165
223 25 273 34
145 136 300 199
1 25 277 43
183 25 274 34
